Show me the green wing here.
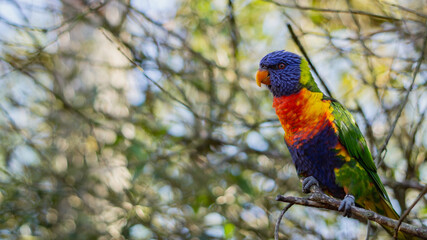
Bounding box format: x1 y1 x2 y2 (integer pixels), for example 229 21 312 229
329 99 391 203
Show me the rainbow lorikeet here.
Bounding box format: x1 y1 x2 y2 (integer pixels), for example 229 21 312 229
256 50 411 239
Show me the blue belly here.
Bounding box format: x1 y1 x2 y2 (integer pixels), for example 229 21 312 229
286 122 346 198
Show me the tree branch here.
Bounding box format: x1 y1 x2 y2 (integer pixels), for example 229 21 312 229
287 24 334 98
274 203 294 240
275 185 427 239
394 185 427 238
267 0 402 22
375 22 427 167
382 178 426 191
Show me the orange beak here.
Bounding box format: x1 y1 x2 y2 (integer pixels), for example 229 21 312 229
256 69 271 87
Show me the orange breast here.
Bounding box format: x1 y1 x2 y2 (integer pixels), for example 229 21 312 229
273 88 337 147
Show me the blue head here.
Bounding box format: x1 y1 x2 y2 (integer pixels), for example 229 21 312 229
256 50 303 97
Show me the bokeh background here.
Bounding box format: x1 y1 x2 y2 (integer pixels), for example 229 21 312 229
0 0 426 239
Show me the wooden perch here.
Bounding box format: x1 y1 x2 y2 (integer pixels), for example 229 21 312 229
275 185 427 239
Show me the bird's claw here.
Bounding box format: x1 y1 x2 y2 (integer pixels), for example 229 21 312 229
338 194 355 217
302 176 319 193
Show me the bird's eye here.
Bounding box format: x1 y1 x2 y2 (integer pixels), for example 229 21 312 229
278 63 285 69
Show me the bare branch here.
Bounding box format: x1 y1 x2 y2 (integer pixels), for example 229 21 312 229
276 185 427 239
382 178 426 191
385 2 427 19
287 24 334 98
274 203 294 240
394 185 427 238
266 0 402 22
365 220 371 240
100 28 223 125
376 23 427 167
126 5 226 70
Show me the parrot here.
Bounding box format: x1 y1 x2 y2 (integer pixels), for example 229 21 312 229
255 50 412 239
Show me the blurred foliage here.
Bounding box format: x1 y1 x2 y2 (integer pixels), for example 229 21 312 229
0 0 426 239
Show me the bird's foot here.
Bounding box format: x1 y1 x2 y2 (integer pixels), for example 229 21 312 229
302 176 319 193
338 194 355 217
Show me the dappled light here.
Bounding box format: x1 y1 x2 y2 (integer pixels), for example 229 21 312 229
0 0 426 239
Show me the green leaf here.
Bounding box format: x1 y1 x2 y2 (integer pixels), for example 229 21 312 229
224 222 235 239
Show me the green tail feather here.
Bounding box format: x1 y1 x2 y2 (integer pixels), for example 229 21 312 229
376 198 415 240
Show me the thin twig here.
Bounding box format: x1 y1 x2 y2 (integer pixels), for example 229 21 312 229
287 24 334 98
365 220 371 240
382 178 426 191
0 1 110 79
385 2 427 19
127 5 225 70
393 185 427 238
274 203 294 240
267 0 402 22
375 22 427 167
100 28 222 125
100 28 191 109
0 103 49 162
